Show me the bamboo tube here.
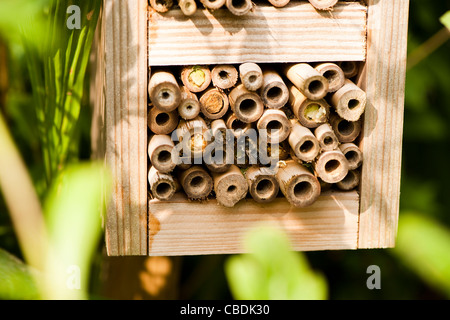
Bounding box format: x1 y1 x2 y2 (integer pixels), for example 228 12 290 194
204 144 232 173
245 166 279 203
339 143 363 170
336 170 360 191
284 63 329 100
178 86 200 120
148 135 177 173
178 166 213 200
149 0 174 12
148 71 181 112
276 160 321 208
338 61 359 79
329 113 362 143
257 109 291 143
200 0 226 10
212 165 248 207
229 84 264 123
314 62 345 93
176 117 208 161
181 65 212 93
199 88 229 119
268 0 290 8
148 106 179 135
288 84 329 128
179 0 197 15
330 79 366 122
259 69 289 109
226 113 252 138
314 123 339 151
211 65 239 90
148 166 178 201
210 119 228 144
314 149 349 184
239 63 263 91
288 120 321 162
319 178 332 192
308 0 338 10
226 0 252 16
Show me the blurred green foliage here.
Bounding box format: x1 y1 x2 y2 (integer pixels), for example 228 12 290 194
225 226 327 300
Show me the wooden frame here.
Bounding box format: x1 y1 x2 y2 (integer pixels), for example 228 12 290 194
92 0 410 256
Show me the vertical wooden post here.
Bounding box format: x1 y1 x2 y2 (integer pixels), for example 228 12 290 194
104 0 148 255
358 0 409 249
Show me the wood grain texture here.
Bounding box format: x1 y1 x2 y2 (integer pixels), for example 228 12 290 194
358 0 410 249
104 0 148 256
148 191 359 256
148 2 367 66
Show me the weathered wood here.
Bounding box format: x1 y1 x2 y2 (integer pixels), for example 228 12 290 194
104 0 148 256
148 2 367 66
358 0 409 249
148 191 360 255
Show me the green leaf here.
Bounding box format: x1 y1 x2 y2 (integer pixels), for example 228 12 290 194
0 248 40 300
225 226 328 300
42 162 111 300
391 212 450 298
440 11 450 29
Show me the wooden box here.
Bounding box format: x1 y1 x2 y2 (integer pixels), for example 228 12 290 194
91 0 410 256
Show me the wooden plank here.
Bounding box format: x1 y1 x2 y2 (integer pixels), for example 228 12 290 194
148 191 360 256
104 0 148 256
358 0 409 249
148 2 367 66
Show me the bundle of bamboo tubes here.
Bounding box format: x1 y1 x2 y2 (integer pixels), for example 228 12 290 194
147 61 365 208
149 0 342 16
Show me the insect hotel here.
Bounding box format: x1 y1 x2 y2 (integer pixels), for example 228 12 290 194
91 0 410 256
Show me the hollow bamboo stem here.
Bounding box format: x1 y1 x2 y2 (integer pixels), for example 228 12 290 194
212 165 248 207
329 113 362 143
178 86 200 120
211 65 239 89
259 69 289 109
148 106 179 135
339 143 363 170
284 63 329 100
276 160 321 208
148 166 178 201
338 61 359 79
226 113 252 138
288 120 321 162
288 84 329 128
314 149 349 184
148 134 177 173
314 62 345 93
199 87 229 119
148 71 181 112
336 170 360 191
239 63 263 91
178 166 213 200
308 0 338 10
200 0 226 10
314 123 339 151
149 0 174 13
179 0 197 16
226 0 253 16
330 79 366 122
229 84 264 123
257 109 291 143
268 0 290 8
246 166 280 203
181 65 212 93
